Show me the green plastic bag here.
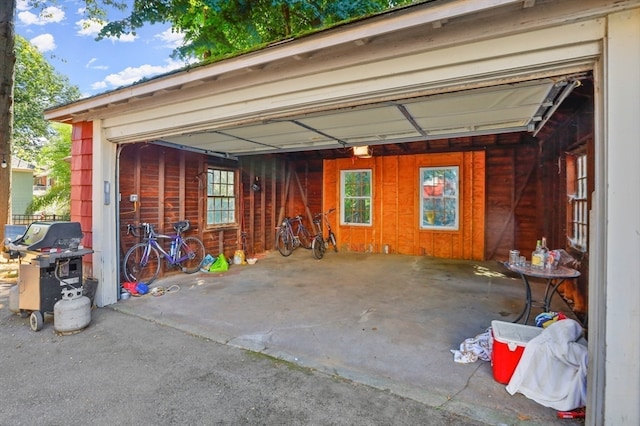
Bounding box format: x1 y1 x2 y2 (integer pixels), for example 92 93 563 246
209 254 229 272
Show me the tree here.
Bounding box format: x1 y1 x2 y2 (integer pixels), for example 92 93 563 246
98 0 416 60
14 35 81 163
29 122 72 216
0 0 16 245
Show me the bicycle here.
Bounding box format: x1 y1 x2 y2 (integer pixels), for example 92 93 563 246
275 214 312 256
312 208 338 259
123 220 205 285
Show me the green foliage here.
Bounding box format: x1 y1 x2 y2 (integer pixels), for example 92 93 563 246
28 123 72 216
98 0 416 60
13 35 81 163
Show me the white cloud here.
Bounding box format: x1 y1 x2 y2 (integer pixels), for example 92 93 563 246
76 18 137 42
76 18 105 37
18 6 65 26
154 28 185 49
91 81 108 90
85 58 109 70
30 33 56 52
92 59 186 90
115 33 137 43
17 0 30 11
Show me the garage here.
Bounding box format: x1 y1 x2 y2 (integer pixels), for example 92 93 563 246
45 1 640 424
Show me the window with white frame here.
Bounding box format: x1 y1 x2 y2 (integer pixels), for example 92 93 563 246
341 169 372 225
207 168 236 226
566 152 588 251
420 166 459 230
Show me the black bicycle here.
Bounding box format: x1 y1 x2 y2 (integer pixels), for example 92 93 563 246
312 208 337 259
275 215 312 256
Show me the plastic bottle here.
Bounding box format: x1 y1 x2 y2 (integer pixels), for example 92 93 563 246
170 240 176 257
540 237 550 268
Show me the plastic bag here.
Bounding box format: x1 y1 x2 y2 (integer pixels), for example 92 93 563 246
200 254 216 272
209 254 229 272
233 250 246 265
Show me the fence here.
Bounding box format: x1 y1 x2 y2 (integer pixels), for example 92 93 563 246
12 214 70 225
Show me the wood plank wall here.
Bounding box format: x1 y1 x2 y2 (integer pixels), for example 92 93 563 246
239 156 323 256
322 151 486 259
485 143 540 260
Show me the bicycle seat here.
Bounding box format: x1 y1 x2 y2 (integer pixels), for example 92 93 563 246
173 220 190 233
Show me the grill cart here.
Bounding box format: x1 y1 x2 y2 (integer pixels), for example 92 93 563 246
7 222 93 331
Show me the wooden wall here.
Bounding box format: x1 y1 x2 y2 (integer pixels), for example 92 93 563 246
322 151 486 259
118 144 322 281
485 143 540 260
238 156 323 256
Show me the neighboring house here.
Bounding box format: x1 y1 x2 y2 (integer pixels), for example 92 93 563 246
9 157 35 216
45 1 640 425
33 169 53 197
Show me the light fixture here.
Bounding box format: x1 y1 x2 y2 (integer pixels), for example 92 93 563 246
353 145 372 159
251 177 261 192
1 154 6 168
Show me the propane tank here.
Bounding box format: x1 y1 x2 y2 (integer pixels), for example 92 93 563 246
54 288 91 333
9 284 19 313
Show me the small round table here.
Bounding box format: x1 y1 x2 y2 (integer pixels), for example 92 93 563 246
502 262 581 324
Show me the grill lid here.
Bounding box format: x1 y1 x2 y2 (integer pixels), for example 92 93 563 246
12 221 83 251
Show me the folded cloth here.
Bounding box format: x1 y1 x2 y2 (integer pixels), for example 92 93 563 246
506 319 587 411
451 328 492 363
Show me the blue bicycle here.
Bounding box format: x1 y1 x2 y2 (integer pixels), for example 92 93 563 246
123 220 205 284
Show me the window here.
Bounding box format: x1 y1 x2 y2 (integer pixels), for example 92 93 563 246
420 166 459 230
207 168 236 226
341 169 372 225
566 153 588 251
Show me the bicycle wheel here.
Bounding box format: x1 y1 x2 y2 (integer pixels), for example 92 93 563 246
329 231 338 252
312 236 325 259
123 242 161 284
276 229 294 256
177 236 206 274
298 226 312 249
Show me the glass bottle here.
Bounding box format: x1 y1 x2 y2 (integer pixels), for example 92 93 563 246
531 239 543 269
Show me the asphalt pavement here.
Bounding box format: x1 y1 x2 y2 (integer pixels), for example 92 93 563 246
0 283 482 426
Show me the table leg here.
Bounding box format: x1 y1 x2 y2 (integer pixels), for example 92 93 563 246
544 278 566 312
513 273 533 324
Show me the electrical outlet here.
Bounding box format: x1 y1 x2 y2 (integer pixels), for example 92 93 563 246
130 194 139 202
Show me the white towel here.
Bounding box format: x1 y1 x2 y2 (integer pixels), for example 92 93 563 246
506 319 587 411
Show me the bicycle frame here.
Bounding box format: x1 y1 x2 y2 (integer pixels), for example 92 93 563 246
312 208 337 259
276 215 312 256
123 221 205 284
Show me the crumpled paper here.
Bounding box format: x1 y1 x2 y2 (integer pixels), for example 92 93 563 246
450 328 492 363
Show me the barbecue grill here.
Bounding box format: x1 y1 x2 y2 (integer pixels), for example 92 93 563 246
7 221 94 331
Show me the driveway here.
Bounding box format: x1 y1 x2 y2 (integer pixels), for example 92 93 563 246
111 251 583 425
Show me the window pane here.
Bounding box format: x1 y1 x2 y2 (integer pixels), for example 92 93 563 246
207 168 236 226
420 166 459 230
341 170 372 225
566 153 588 251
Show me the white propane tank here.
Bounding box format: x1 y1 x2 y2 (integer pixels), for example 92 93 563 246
54 288 91 333
9 285 19 313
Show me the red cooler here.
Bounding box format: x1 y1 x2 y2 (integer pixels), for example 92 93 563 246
491 320 543 384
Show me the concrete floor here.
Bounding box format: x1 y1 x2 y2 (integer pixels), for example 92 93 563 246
112 250 584 425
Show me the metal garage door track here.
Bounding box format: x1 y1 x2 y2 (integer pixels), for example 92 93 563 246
113 251 582 425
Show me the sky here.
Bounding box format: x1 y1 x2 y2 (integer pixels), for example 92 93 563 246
14 0 191 98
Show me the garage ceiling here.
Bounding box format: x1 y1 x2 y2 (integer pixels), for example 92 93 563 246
155 78 572 158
